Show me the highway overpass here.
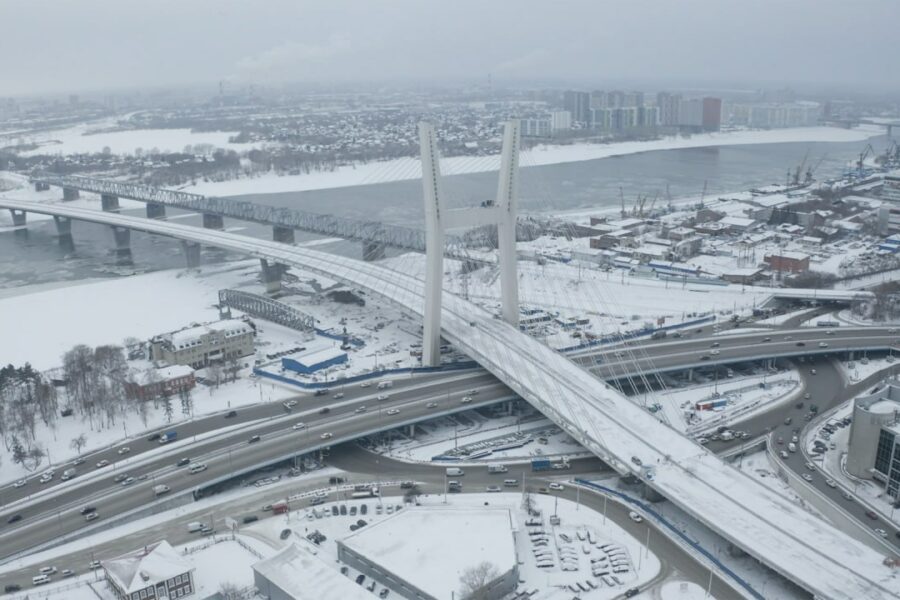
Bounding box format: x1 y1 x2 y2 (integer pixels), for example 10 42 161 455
1 198 898 600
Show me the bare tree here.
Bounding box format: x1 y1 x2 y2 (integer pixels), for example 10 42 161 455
403 483 422 504
459 561 499 600
218 582 242 600
70 433 87 455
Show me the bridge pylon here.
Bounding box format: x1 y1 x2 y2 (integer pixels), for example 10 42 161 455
418 120 521 366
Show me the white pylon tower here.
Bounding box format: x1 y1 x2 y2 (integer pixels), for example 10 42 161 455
419 120 521 367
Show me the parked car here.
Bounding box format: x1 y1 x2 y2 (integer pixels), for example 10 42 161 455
628 511 643 523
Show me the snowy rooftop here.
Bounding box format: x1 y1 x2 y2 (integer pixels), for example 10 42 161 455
340 506 518 600
253 542 372 600
291 346 347 367
102 540 192 594
165 319 253 349
135 365 194 385
865 399 900 415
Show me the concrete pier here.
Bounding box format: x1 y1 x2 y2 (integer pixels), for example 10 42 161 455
100 193 120 211
273 225 295 244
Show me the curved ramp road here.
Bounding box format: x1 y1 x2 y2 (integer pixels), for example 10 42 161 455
1 199 898 599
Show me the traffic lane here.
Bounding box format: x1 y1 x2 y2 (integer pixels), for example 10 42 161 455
0 369 497 503
0 372 506 521
0 387 518 558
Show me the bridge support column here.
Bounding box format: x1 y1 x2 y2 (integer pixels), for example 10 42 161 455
272 225 295 244
62 187 80 201
407 424 415 438
202 213 224 230
642 484 665 503
34 181 50 192
100 193 120 212
110 226 132 264
687 368 693 382
146 202 166 219
260 259 286 294
362 241 386 261
9 209 26 227
181 241 201 268
53 215 72 237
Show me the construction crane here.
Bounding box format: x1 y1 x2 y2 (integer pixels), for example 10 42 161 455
647 193 658 217
620 187 626 218
806 154 827 184
857 144 875 176
791 150 809 186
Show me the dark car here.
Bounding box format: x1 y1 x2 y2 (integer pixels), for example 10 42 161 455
279 529 292 540
329 476 345 485
4 584 21 593
6 514 22 524
176 457 191 467
147 432 161 442
355 574 365 585
224 410 237 419
796 341 806 347
340 504 348 515
319 407 331 415
360 504 368 515
625 589 640 598
248 435 261 444
331 505 339 516
242 515 259 524
79 506 96 515
865 510 878 520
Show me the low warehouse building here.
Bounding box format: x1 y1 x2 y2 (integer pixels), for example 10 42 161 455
282 347 347 374
253 542 371 600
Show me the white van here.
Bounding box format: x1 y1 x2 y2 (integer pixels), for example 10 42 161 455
32 575 51 586
503 479 519 487
377 381 393 390
788 442 797 453
189 463 207 474
445 467 464 477
187 521 204 533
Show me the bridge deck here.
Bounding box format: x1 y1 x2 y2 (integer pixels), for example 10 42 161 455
1 198 898 600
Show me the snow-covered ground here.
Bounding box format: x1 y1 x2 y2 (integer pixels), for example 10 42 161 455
8 123 263 157
180 125 882 197
838 356 898 383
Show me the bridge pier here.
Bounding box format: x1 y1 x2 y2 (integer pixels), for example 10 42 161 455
53 215 72 238
62 187 80 202
181 241 201 268
146 202 166 219
34 181 50 192
273 225 295 244
9 209 26 227
100 193 120 212
110 226 132 264
202 213 224 230
362 240 386 262
259 259 286 294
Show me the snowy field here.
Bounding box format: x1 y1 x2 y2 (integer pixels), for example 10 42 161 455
181 125 882 197
8 122 263 157
839 356 898 383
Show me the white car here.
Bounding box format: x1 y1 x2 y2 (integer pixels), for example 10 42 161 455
39 474 53 484
825 479 837 488
376 394 390 401
461 396 473 404
548 482 564 491
426 402 438 409
117 447 131 455
805 462 815 471
320 433 333 440
355 406 367 414
386 408 400 415
818 342 828 348
333 392 344 399
360 382 372 388
283 400 298 409
467 389 480 395
709 349 720 356
628 511 643 523
486 485 501 493
801 473 813 482
12 479 26 488
875 528 888 538
292 422 306 430
121 477 136 486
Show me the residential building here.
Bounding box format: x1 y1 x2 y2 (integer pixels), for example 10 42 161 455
150 319 255 369
253 543 372 600
883 171 900 204
702 97 722 131
656 92 682 127
764 251 810 273
563 90 591 124
520 118 551 138
103 541 195 600
125 365 196 400
550 110 572 132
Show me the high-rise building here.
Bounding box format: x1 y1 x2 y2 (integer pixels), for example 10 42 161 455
520 118 551 138
656 92 682 126
606 90 626 109
622 92 644 108
590 91 607 110
678 98 704 129
883 171 900 205
563 90 591 124
701 97 722 131
638 106 659 128
590 108 611 131
550 111 572 132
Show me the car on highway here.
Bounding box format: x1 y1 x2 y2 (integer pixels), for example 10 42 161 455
461 396 473 403
801 473 813 482
805 462 815 471
314 389 328 396
4 584 21 593
176 457 191 467
710 342 720 348
321 432 333 440
818 342 828 348
283 400 298 410
825 479 837 488
548 482 565 491
95 460 110 469
88 561 101 570
12 479 26 488
426 402 438 409
796 341 805 347
224 410 237 418
355 406 367 414
189 463 207 474
113 473 128 483
779 451 789 459
79 506 96 515
72 457 85 466
784 417 792 426
248 435 261 444
84 512 99 522
825 330 834 336
319 407 331 414
386 408 400 415
762 337 771 342
709 349 720 355
628 511 643 523
147 433 161 442
292 422 306 430
333 392 345 399
39 473 53 484
700 355 710 361
486 485 501 492
866 510 878 520
38 567 57 575
376 394 390 401
121 477 136 486
242 515 259 524
842 491 853 501
117 446 130 455
360 381 372 388
7 514 22 524
875 528 888 538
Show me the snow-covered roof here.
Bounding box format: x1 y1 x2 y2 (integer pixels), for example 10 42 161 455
135 365 194 385
166 319 252 349
253 542 371 600
103 540 192 594
340 507 517 600
291 347 346 368
766 250 810 261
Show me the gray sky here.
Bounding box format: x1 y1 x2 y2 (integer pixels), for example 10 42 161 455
2 0 899 96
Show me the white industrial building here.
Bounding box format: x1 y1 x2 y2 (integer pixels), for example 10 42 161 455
150 318 255 369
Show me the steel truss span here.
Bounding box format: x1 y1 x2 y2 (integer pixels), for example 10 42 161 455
1 197 898 600
218 289 315 333
31 173 476 260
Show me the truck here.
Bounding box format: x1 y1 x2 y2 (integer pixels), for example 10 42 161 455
651 330 667 340
445 467 464 477
377 380 393 390
158 431 177 445
271 502 289 515
153 484 171 496
531 458 552 472
187 521 204 533
61 468 77 481
488 464 508 474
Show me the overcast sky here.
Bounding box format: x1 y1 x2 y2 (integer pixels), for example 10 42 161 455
2 0 899 96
